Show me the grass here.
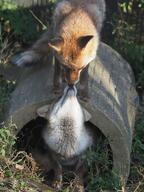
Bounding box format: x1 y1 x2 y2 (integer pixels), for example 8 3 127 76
0 120 54 192
0 122 39 191
0 77 15 121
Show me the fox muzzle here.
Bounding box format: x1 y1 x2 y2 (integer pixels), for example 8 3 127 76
64 68 80 85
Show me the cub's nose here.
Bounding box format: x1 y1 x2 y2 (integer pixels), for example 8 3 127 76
67 85 77 97
68 84 74 90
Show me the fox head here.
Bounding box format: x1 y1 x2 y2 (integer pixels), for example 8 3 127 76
48 35 98 84
48 1 99 84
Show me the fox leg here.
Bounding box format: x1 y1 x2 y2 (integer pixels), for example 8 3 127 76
79 66 89 101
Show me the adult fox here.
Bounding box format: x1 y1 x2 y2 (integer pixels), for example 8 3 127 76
12 0 105 98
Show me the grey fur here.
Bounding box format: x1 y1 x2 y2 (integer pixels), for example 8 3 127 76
38 86 92 161
54 0 105 33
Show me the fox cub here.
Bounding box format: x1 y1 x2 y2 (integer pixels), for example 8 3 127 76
35 85 92 190
12 0 105 98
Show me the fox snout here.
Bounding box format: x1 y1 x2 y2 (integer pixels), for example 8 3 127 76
64 68 80 85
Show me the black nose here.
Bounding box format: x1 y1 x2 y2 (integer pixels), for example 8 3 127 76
68 84 74 90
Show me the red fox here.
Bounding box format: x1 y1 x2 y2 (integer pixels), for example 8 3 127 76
12 0 105 98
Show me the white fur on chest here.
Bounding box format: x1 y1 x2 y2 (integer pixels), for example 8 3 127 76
43 96 92 158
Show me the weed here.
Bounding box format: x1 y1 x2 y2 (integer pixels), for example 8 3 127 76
0 77 16 122
0 121 49 191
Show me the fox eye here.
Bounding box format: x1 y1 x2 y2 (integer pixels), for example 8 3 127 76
77 35 93 49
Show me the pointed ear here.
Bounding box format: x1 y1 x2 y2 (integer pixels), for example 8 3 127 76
37 105 50 118
78 35 93 49
83 108 92 122
48 37 64 52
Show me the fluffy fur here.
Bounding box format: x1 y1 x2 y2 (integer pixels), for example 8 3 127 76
37 85 92 162
43 86 92 160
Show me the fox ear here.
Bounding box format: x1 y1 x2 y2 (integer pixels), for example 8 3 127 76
37 105 50 118
48 37 64 52
83 108 92 122
78 35 93 49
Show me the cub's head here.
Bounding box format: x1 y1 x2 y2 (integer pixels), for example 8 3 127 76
48 35 98 85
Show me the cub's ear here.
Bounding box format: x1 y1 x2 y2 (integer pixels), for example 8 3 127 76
37 105 50 118
48 37 64 52
78 35 94 49
83 108 92 122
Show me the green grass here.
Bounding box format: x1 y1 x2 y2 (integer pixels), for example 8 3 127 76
0 122 40 191
0 118 55 192
0 77 16 121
